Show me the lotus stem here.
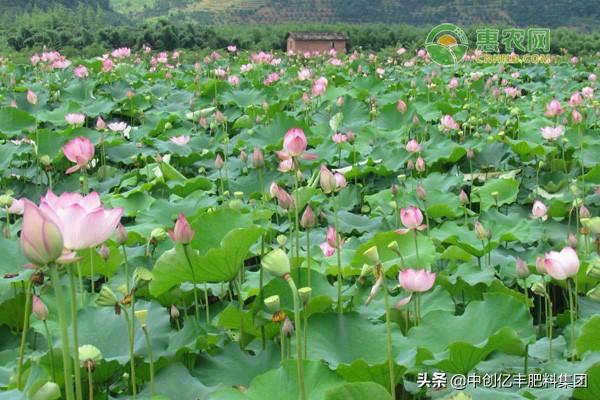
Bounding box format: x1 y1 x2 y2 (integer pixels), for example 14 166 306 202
568 278 576 360
381 269 396 399
50 265 75 400
285 276 305 400
182 244 201 324
142 326 155 396
334 196 343 313
122 309 137 397
43 320 57 382
87 367 94 400
16 280 32 389
67 267 83 400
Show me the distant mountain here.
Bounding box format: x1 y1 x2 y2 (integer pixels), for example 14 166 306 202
4 0 600 32
108 0 600 31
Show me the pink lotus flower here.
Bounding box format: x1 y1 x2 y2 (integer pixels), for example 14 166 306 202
504 87 519 98
65 113 85 126
332 133 347 144
398 268 436 292
572 110 583 125
20 200 64 266
39 191 123 250
298 68 311 81
101 57 114 72
63 137 94 174
396 206 426 234
278 158 294 173
108 122 128 132
531 200 548 221
111 47 131 59
170 135 190 146
227 45 237 53
312 82 326 96
589 73 596 82
569 92 582 108
448 77 459 89
228 75 240 86
543 247 580 280
405 139 421 153
27 90 37 105
396 100 407 113
320 226 342 257
8 198 24 215
545 99 564 117
319 165 346 194
74 65 89 78
441 115 459 131
169 213 195 244
283 128 307 157
396 48 406 56
582 86 594 100
540 125 565 141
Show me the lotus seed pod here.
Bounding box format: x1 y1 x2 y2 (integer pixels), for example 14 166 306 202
261 248 291 278
264 295 281 312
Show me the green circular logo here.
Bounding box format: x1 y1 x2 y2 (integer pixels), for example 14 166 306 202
425 23 469 66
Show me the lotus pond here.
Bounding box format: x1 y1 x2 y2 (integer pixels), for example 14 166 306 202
0 48 600 400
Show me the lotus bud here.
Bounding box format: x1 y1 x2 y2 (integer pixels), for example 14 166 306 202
390 184 398 196
416 185 426 200
580 204 591 219
361 204 370 214
167 305 180 320
239 149 248 162
467 148 475 159
169 213 195 244
474 221 490 240
515 257 529 278
261 248 291 278
215 154 224 169
31 381 61 400
568 233 578 248
535 256 546 274
20 201 63 266
96 286 118 307
116 224 128 245
32 295 48 321
135 309 149 329
27 89 38 105
415 156 426 172
252 147 264 168
459 190 469 204
99 243 110 261
264 295 281 312
406 159 414 170
298 287 312 303
282 316 294 337
363 246 380 265
300 206 316 229
397 174 406 183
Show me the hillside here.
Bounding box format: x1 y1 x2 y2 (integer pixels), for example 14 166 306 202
107 0 600 31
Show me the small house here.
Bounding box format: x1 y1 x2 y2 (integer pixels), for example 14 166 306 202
286 31 348 54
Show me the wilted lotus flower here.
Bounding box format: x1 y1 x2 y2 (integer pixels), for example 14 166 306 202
63 136 94 174
65 113 85 126
398 268 436 292
169 213 195 245
540 125 565 140
531 200 548 221
542 247 580 280
108 121 128 132
170 135 190 146
319 165 346 194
